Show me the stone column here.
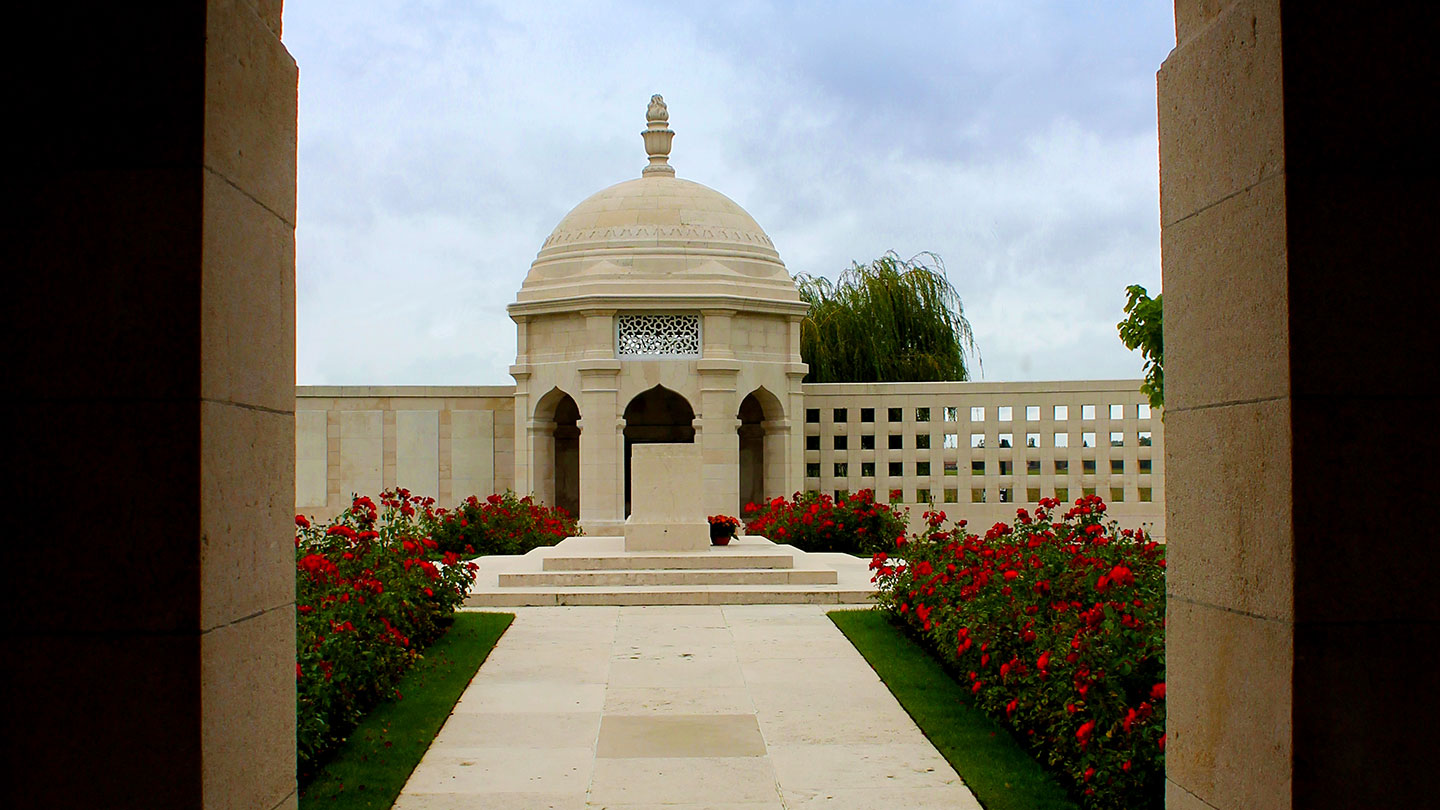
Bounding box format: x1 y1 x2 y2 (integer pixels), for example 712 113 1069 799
761 418 792 503
1159 3 1433 809
578 364 623 534
573 308 624 533
698 356 742 519
14 2 297 808
527 417 557 506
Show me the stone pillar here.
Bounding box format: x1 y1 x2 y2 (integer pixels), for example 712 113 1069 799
574 308 624 533
578 364 623 534
527 418 557 506
698 357 741 519
761 418 792 503
14 2 297 809
1159 3 1433 809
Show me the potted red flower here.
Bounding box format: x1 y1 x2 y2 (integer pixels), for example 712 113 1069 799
708 514 741 546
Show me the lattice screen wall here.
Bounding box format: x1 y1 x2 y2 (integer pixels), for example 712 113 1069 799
798 381 1165 538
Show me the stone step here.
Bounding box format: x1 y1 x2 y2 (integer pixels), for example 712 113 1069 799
541 551 795 571
499 567 838 588
464 584 877 608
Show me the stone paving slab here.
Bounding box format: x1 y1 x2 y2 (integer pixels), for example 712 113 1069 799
396 605 981 809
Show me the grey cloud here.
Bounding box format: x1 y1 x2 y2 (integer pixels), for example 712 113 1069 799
289 0 1171 386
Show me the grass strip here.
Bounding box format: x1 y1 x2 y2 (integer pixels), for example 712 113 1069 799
829 609 1078 810
300 611 514 809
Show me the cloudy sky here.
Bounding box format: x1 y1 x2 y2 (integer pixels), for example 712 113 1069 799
287 1 1175 385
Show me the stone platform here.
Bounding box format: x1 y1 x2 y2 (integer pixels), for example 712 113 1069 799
464 535 878 607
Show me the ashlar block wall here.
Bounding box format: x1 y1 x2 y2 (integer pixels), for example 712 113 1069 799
295 386 515 518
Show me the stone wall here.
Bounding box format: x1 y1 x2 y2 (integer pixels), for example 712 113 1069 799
16 2 298 806
295 386 515 519
298 380 1165 540
1159 2 1434 808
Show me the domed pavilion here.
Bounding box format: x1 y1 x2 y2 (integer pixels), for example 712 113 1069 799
507 96 809 535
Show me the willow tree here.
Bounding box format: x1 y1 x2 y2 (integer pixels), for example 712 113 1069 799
796 252 979 383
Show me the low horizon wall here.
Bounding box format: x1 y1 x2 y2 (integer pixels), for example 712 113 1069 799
296 379 1164 541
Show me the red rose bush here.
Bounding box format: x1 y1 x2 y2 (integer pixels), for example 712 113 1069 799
424 490 579 557
743 489 905 556
294 489 478 775
873 496 1166 809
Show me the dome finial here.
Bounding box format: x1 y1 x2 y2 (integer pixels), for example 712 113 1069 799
641 94 675 177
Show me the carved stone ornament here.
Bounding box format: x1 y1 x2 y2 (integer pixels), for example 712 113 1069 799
616 314 701 356
642 94 676 176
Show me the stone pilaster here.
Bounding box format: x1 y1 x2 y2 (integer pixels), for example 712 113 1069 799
15 2 298 807
578 361 623 534
1160 3 1434 809
697 357 742 517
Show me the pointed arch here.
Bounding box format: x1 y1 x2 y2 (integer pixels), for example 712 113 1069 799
530 387 580 518
737 387 785 515
533 386 579 422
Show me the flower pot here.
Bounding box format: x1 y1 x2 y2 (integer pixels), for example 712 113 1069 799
710 525 733 545
711 535 731 546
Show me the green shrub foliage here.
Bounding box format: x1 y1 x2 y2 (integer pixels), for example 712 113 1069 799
294 489 477 777
424 490 579 557
873 497 1166 810
1117 284 1164 410
743 489 906 556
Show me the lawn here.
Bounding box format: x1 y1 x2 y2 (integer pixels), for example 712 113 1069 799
829 609 1078 810
299 611 514 809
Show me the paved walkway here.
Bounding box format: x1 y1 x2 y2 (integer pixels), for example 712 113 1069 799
395 605 981 809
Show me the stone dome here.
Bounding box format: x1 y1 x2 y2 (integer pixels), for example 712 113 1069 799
511 96 803 311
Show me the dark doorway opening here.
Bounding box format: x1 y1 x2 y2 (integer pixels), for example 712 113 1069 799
553 394 580 519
